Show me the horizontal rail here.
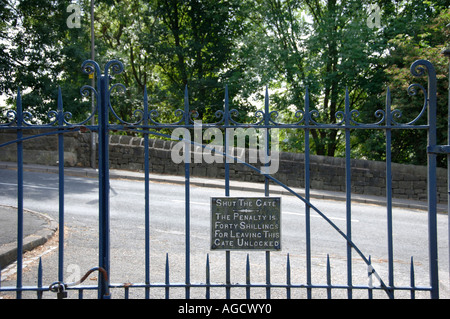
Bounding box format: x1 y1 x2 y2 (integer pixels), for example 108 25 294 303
0 123 430 131
0 283 432 294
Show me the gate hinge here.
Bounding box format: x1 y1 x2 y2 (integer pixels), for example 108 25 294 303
427 145 450 154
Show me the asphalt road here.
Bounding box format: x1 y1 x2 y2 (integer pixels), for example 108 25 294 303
0 168 448 299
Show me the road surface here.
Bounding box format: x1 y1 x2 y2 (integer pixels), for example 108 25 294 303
0 168 448 299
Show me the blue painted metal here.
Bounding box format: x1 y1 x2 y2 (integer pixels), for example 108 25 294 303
143 86 151 299
246 254 251 299
37 258 43 299
57 88 65 285
205 254 210 299
224 85 232 299
16 88 23 299
344 88 352 299
385 88 394 296
410 257 416 299
0 58 445 299
304 87 312 299
98 67 111 299
183 85 191 299
286 254 291 299
165 253 170 299
326 255 331 299
264 87 271 300
415 60 439 299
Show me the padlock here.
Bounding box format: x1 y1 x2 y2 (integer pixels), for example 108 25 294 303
55 283 68 299
57 289 68 299
49 281 68 299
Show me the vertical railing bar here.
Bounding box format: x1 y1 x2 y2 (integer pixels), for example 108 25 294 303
410 257 416 299
367 255 373 299
98 73 111 299
184 86 190 299
124 286 129 299
344 88 353 299
206 254 210 299
143 86 150 299
224 86 231 299
264 87 271 300
225 251 231 299
385 88 394 297
57 87 65 283
16 88 23 299
78 289 83 299
326 254 331 299
304 88 312 299
165 253 170 299
265 251 271 299
37 257 43 299
246 254 250 299
286 254 291 299
421 60 439 299
264 89 270 196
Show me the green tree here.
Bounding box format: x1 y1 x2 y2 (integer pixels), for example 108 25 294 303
93 0 157 123
1 0 448 167
241 0 448 164
0 0 93 122
383 7 449 167
147 0 252 122
241 0 388 157
93 0 254 124
352 2 449 167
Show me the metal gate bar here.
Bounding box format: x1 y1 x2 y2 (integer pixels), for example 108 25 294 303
304 88 312 299
184 87 191 299
57 88 65 290
385 88 394 297
143 87 151 300
344 89 353 298
16 89 23 299
0 58 444 299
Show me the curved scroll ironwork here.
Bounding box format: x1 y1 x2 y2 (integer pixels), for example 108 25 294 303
81 59 101 78
108 83 145 126
105 59 125 78
229 109 265 126
0 110 17 127
349 108 386 126
0 58 436 132
148 108 186 126
102 60 147 126
390 83 427 126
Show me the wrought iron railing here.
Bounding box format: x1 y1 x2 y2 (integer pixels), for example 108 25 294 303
0 59 444 299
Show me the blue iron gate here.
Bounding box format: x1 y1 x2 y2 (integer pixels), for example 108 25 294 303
0 59 447 299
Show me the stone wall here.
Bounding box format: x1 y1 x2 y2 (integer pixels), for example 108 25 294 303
0 130 85 167
0 130 447 203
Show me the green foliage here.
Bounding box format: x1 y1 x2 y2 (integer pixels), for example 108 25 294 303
238 0 392 157
0 1 93 122
94 0 254 124
351 4 449 167
380 7 449 167
0 0 448 166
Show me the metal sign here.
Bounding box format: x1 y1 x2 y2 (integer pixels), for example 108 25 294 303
211 197 281 251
